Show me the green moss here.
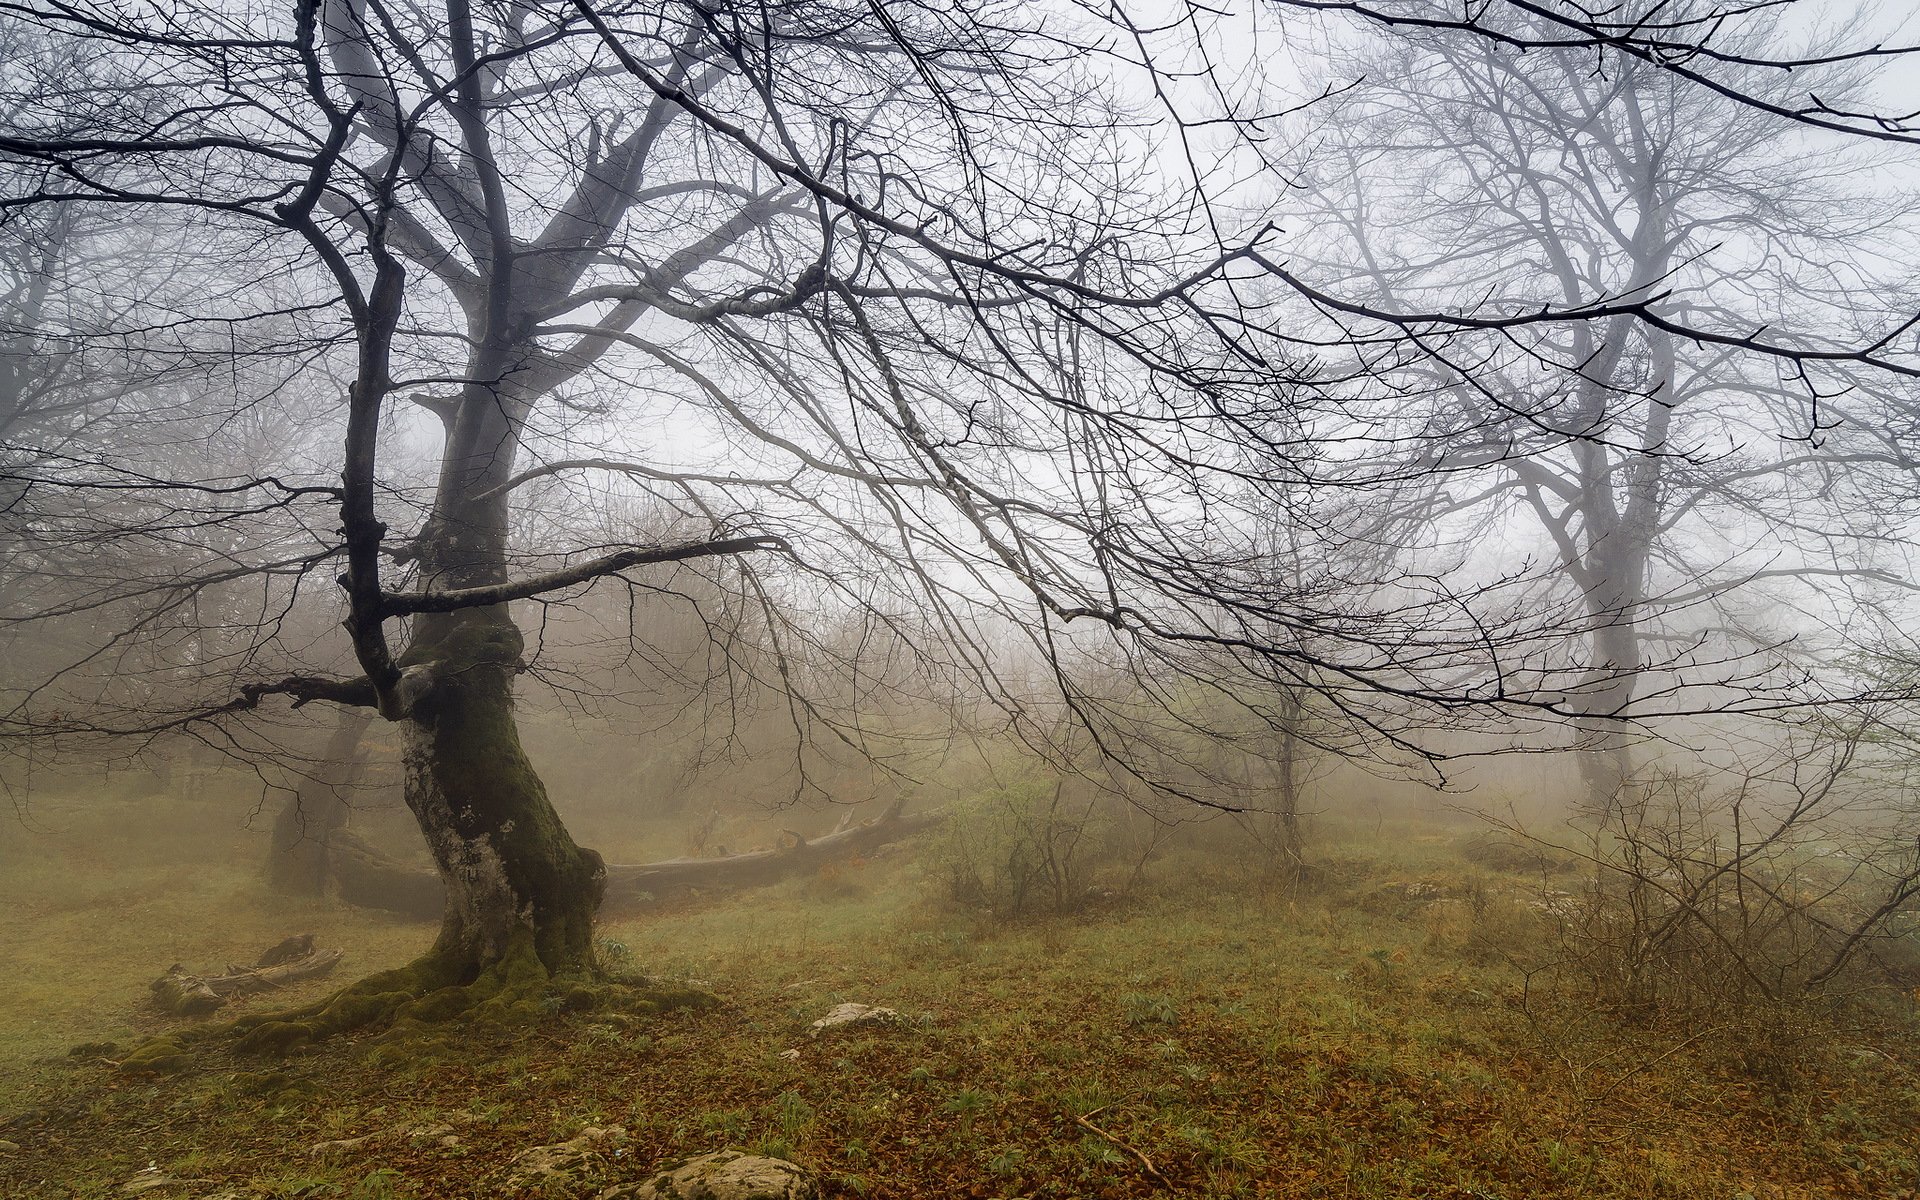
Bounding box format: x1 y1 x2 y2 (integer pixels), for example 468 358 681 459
234 1021 314 1057
395 985 477 1024
557 984 606 1013
118 1036 191 1074
363 1032 462 1070
399 615 524 671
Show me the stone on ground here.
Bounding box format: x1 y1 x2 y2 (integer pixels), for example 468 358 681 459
507 1124 629 1188
601 1151 817 1200
807 1002 903 1037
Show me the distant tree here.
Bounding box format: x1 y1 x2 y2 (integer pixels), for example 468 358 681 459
1276 3 1920 812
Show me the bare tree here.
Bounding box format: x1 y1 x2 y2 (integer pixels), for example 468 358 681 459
1275 4 1920 812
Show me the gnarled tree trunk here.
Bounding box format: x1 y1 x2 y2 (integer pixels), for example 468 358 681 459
400 611 605 976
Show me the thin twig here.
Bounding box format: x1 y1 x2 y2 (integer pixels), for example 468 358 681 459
1589 1024 1734 1105
1074 1105 1174 1189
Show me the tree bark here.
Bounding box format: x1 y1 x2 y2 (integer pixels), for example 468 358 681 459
400 612 605 975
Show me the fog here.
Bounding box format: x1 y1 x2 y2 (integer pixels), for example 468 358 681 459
3 0 1918 1196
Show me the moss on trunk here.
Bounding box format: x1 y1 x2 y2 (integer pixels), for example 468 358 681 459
120 613 622 1068
401 613 605 976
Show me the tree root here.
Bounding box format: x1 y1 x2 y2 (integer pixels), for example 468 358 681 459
117 932 717 1072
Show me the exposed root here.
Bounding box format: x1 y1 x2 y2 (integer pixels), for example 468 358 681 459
117 932 717 1071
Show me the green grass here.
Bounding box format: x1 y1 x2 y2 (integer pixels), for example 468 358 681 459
1 793 1916 1199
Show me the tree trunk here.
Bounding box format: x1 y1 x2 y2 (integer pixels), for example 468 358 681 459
1576 608 1640 819
1273 727 1304 869
401 613 605 976
267 708 373 895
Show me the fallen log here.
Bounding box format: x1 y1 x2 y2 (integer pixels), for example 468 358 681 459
150 934 345 1017
331 827 444 918
601 801 945 904
328 800 945 920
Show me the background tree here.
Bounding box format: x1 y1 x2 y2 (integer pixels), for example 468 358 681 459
1268 4 1920 811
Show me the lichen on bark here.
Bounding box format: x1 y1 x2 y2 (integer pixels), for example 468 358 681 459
401 611 605 974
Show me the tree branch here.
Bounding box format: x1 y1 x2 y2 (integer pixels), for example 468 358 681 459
380 534 792 614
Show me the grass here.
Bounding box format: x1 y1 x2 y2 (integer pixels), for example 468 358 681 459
2 786 1917 1199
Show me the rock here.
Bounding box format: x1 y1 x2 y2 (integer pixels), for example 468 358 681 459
807 1003 904 1037
121 1169 177 1194
602 1151 817 1200
507 1125 628 1188
310 1135 373 1155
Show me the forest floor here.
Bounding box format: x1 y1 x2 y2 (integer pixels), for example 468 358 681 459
1 790 1917 1199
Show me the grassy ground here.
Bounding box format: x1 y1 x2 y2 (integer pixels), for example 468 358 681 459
1 791 1916 1199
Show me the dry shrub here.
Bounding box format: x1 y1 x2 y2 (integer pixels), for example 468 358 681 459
930 777 1138 918
1423 898 1475 950
1422 886 1541 963
1530 750 1920 1085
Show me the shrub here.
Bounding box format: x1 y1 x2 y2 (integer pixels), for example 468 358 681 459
1534 754 1920 1085
930 777 1121 917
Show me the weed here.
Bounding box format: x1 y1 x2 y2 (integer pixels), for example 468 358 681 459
943 1087 993 1134
696 1108 750 1141
347 1169 411 1200
1541 1138 1597 1185
771 1090 815 1141
1076 1136 1128 1168
750 1136 797 1161
986 1146 1026 1177
1178 1123 1267 1172
1121 991 1179 1028
466 1101 508 1126
1060 1083 1114 1115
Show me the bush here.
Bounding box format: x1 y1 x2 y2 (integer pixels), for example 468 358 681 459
1544 765 1920 1033
930 777 1122 918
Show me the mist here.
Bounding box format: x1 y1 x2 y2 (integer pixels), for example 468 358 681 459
3 1 1918 1196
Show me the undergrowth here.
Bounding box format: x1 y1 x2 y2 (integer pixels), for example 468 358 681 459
2 795 1916 1200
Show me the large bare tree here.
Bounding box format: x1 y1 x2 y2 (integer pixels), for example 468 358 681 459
1268 4 1920 810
